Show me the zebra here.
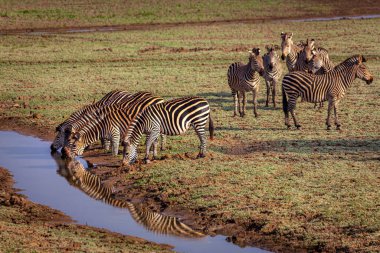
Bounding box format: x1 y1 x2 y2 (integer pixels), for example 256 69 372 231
51 90 132 152
280 32 304 71
52 154 204 237
227 48 264 117
63 92 165 158
282 55 373 130
122 96 214 165
307 49 335 108
263 45 282 108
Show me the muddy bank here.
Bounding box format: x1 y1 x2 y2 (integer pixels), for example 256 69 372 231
1 14 380 35
0 164 174 252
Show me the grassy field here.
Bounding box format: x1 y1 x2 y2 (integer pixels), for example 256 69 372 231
0 9 379 252
0 0 379 30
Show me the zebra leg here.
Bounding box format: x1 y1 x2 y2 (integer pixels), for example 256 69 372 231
111 135 120 156
334 100 341 130
288 98 301 129
326 99 334 130
241 91 246 117
272 81 276 108
252 88 259 117
160 134 166 151
265 80 270 107
122 141 129 165
194 124 207 158
102 138 111 151
152 138 159 160
232 90 238 117
144 130 160 164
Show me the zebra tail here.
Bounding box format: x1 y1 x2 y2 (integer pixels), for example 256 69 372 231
282 86 288 114
209 113 214 140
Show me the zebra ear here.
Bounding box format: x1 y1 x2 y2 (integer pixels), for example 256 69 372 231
289 32 293 39
311 49 317 56
265 45 270 51
361 55 367 62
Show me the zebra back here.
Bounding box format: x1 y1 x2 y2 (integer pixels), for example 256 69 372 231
53 155 204 238
64 92 164 157
308 48 334 75
51 90 132 151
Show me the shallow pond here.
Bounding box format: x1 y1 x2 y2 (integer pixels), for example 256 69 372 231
0 131 270 253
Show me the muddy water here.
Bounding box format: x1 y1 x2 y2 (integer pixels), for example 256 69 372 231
0 131 270 253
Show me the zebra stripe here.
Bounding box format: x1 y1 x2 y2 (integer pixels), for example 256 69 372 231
282 55 373 130
51 90 132 151
280 32 304 71
263 45 282 108
63 92 164 158
123 96 214 165
227 48 264 118
53 154 203 238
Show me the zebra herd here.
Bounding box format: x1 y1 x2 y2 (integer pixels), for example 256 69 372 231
227 32 373 129
51 90 214 165
51 31 374 165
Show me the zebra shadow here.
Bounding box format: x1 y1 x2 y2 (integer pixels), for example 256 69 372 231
218 138 380 158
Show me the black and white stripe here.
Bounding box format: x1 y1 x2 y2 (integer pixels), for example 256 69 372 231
63 92 164 158
227 48 264 117
263 45 282 108
123 96 214 165
282 55 373 130
51 90 132 151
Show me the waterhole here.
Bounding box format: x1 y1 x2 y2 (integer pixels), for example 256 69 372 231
0 131 270 253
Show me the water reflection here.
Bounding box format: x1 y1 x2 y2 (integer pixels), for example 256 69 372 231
51 151 204 238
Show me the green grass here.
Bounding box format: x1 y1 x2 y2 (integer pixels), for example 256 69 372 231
0 0 378 30
0 16 379 251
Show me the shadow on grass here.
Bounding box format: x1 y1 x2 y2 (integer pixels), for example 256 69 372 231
217 138 380 156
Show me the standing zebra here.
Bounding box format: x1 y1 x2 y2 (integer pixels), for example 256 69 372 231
263 45 282 108
282 55 373 130
227 48 264 117
51 90 132 151
280 32 304 71
53 154 204 237
122 96 214 165
63 92 164 158
307 49 335 108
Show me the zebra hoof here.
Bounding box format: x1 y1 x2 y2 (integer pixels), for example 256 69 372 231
296 125 301 130
326 126 332 131
196 153 206 159
240 112 245 117
336 125 341 130
254 113 259 118
143 158 151 164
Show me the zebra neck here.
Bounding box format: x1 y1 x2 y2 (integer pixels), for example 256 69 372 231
286 46 300 70
330 64 357 89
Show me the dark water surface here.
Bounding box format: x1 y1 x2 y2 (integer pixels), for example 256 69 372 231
0 131 270 253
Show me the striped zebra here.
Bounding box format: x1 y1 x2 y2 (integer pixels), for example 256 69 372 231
51 90 132 151
122 96 214 165
263 45 282 108
227 48 264 118
280 32 304 71
53 155 204 237
307 49 335 108
63 92 164 158
282 55 373 130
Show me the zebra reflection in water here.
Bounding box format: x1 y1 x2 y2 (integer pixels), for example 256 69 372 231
51 152 204 238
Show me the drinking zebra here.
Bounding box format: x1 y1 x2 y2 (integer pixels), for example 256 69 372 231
62 92 164 158
51 90 132 151
53 154 204 237
227 48 264 117
263 45 282 108
122 96 214 165
282 55 373 130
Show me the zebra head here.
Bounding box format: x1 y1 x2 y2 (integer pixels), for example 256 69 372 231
303 38 316 64
51 124 65 151
62 132 85 158
356 55 373 84
308 53 324 74
264 45 280 71
280 32 294 60
249 48 264 76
